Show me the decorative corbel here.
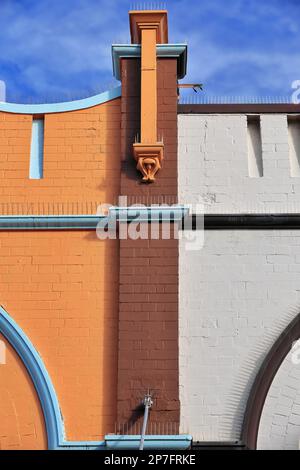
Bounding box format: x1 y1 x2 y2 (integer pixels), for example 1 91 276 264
129 10 167 183
133 142 164 183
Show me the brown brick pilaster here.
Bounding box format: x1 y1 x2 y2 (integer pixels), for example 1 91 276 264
116 55 180 433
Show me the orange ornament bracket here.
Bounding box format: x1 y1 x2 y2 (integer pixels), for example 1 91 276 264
129 10 168 182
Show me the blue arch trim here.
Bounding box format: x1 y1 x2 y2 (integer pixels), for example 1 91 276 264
0 306 191 450
0 305 64 449
0 86 121 115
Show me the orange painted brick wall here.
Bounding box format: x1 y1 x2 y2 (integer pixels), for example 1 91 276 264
0 97 121 214
0 333 47 449
0 230 119 442
0 97 121 445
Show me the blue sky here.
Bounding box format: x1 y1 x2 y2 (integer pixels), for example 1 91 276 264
0 0 299 103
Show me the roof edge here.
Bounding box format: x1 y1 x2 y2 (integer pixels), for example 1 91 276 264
178 103 300 114
112 44 187 80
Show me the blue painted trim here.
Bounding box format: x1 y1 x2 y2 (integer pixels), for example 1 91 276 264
29 118 44 179
0 215 106 230
58 441 106 450
112 44 187 80
0 306 64 449
105 434 192 450
0 306 192 450
0 87 121 115
0 306 111 450
0 207 188 230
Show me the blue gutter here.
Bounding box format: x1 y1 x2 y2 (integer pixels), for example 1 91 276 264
105 435 192 451
0 207 188 230
58 441 106 450
0 215 105 230
0 86 121 115
112 44 187 80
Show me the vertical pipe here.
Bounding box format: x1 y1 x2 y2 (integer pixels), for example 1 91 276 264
139 394 153 451
140 28 157 143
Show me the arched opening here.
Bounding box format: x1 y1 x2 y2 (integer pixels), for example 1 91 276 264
242 313 300 449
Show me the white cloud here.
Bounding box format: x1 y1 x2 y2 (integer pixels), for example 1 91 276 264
0 0 299 100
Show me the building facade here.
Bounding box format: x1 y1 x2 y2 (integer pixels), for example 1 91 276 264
0 7 300 450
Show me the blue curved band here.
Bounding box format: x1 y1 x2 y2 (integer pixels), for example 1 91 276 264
0 86 121 115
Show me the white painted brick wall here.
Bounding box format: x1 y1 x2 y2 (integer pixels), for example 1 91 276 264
257 350 300 449
179 230 300 442
178 114 300 213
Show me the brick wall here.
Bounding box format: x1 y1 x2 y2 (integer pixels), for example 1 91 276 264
121 58 178 205
179 229 300 441
118 234 179 430
0 95 122 448
257 349 300 450
0 97 121 213
0 230 119 441
117 57 180 430
178 113 300 212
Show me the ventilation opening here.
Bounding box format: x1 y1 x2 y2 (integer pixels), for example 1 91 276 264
288 116 300 177
247 115 263 177
29 116 44 179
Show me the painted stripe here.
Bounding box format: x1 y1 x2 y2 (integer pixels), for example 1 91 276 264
30 118 44 179
112 44 187 80
0 86 121 115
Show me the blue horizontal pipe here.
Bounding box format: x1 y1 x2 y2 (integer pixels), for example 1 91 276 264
0 215 105 230
105 434 192 451
0 207 188 230
111 206 188 222
57 441 106 450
